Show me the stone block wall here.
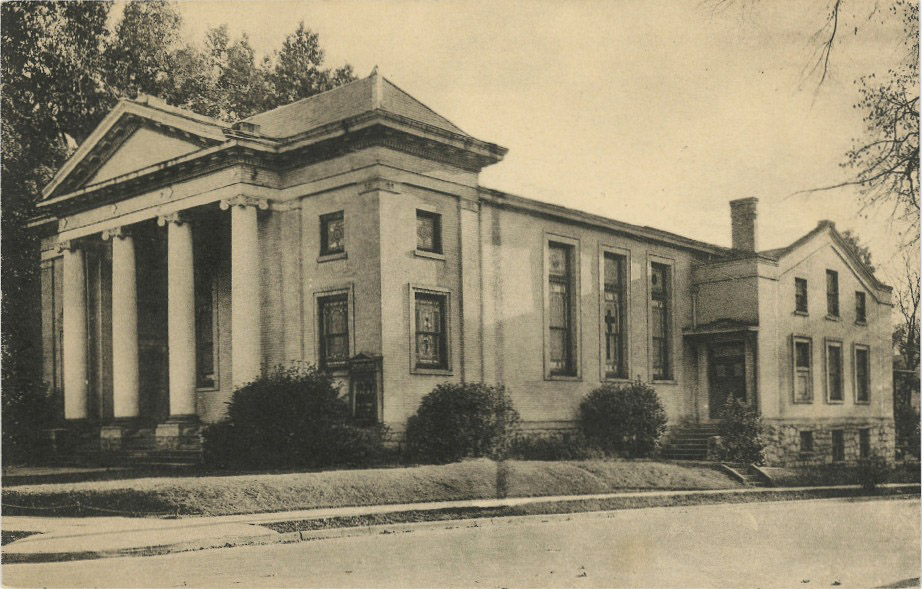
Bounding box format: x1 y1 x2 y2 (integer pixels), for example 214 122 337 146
762 418 895 466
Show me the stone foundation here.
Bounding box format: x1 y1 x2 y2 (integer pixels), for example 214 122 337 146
762 418 895 466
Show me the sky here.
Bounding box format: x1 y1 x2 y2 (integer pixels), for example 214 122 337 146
163 0 911 282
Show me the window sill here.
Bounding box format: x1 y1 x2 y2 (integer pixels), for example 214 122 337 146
412 367 453 376
854 400 871 405
825 314 841 322
196 386 219 393
603 375 632 383
414 249 445 261
825 399 845 405
317 252 348 263
793 310 809 317
792 399 815 404
652 379 678 385
545 374 581 382
854 320 867 327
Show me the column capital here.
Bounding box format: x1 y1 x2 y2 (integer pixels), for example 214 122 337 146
157 212 187 227
57 240 76 253
219 195 269 211
101 226 132 240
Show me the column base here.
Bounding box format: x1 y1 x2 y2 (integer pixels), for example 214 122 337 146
155 417 201 452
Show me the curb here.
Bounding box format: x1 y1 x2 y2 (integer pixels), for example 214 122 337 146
4 484 918 564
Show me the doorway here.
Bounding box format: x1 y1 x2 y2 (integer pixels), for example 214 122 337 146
709 342 746 419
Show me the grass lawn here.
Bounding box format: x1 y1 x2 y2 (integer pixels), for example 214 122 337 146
2 459 739 518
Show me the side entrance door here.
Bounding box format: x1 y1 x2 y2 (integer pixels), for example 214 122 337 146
709 343 746 419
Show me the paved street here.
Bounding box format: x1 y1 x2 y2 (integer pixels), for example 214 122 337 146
4 497 919 588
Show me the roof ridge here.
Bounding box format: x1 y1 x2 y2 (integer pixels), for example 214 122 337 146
380 76 468 136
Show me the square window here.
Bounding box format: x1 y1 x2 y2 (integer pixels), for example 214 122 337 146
416 210 442 253
826 341 843 402
831 429 845 462
320 211 345 256
795 278 808 313
415 292 447 369
318 294 349 369
855 291 867 323
826 270 839 317
800 430 814 453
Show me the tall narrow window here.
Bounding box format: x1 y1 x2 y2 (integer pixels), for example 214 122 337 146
650 262 672 380
855 345 870 403
859 428 871 459
603 252 627 378
194 236 219 390
793 337 813 402
855 291 867 323
415 293 447 369
318 294 349 369
826 270 839 317
831 429 845 462
795 278 808 314
548 243 575 376
320 211 345 256
826 340 843 402
416 210 442 254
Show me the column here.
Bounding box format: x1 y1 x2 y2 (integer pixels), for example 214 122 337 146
158 213 197 417
220 196 267 388
61 241 88 420
105 227 140 419
458 198 483 382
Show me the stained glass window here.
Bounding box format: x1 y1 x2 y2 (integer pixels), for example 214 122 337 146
319 295 349 368
415 293 446 368
416 210 442 253
320 211 345 255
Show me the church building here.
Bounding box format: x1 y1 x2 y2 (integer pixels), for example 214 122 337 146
32 70 895 465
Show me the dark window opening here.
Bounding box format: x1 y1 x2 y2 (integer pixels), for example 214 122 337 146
826 270 839 317
795 278 808 313
651 262 672 380
855 346 870 403
855 291 867 323
827 342 843 402
859 428 871 459
831 429 845 462
794 338 813 402
548 243 575 376
800 430 814 453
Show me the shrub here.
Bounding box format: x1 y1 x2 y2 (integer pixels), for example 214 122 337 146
507 431 605 461
405 383 519 464
2 375 56 466
715 398 766 464
578 381 667 458
202 365 387 469
856 454 891 492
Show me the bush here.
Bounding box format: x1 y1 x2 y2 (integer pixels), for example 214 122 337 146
856 454 891 492
405 383 519 464
2 375 56 466
507 431 605 461
715 398 766 464
202 365 388 469
578 381 667 458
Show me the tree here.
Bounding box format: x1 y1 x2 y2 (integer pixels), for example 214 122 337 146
839 229 876 273
267 22 356 109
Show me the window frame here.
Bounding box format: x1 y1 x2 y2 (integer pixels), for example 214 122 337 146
859 428 871 459
319 210 345 257
544 235 580 380
599 245 630 381
792 335 813 403
313 286 354 372
826 269 840 319
317 292 351 371
409 285 452 374
853 343 871 404
794 277 808 315
825 338 844 404
648 256 675 382
415 209 443 255
855 291 867 324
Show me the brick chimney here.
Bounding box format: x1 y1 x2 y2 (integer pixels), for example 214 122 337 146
730 197 758 252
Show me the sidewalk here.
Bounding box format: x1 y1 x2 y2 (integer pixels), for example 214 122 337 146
4 483 919 564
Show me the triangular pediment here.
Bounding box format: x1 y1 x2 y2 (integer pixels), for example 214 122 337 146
43 97 229 199
87 126 203 186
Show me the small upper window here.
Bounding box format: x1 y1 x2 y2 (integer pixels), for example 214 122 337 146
795 278 808 314
826 270 839 317
320 211 345 255
855 291 867 323
416 210 442 253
